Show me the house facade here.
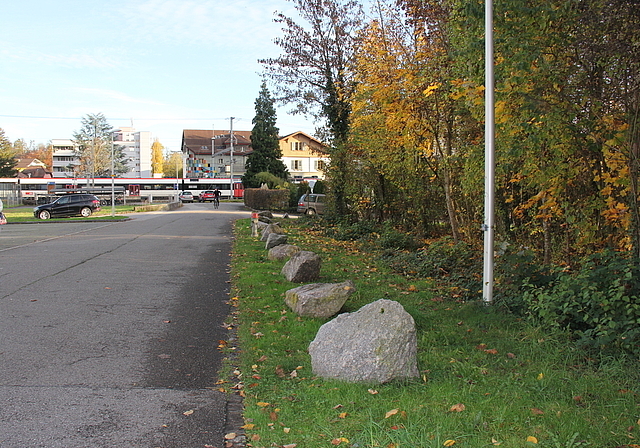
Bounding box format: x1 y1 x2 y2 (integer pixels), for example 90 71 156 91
279 131 328 181
180 129 328 181
181 129 252 179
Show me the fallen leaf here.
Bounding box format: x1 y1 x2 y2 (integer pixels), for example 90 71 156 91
256 402 270 407
250 434 261 442
449 403 466 412
484 348 499 355
531 408 544 415
338 412 348 419
476 344 488 350
368 389 379 395
257 355 267 362
241 423 255 430
385 409 399 419
526 436 538 443
224 432 236 439
275 366 286 378
283 427 291 433
183 410 194 416
492 437 501 445
507 353 517 359
331 437 349 445
282 444 297 448
444 440 456 446
537 373 544 380
269 411 278 421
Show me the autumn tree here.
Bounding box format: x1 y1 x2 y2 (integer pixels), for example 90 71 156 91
243 82 289 188
259 0 364 215
73 113 128 182
348 0 469 238
0 128 17 177
163 151 183 178
151 139 165 176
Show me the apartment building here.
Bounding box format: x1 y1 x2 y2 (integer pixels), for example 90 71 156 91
51 127 152 178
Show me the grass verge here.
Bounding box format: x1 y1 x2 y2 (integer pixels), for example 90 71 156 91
229 218 639 448
2 205 135 222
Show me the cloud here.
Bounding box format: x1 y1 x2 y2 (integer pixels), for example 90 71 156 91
1 41 121 70
117 0 291 50
71 87 167 107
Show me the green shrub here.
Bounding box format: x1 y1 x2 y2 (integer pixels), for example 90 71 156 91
523 250 640 356
493 246 555 314
327 220 377 241
381 236 481 300
377 222 420 250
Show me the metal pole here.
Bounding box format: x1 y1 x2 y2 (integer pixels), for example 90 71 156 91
482 0 495 305
230 117 234 199
211 124 215 178
111 132 115 216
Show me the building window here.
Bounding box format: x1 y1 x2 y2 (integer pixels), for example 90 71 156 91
292 160 303 171
315 160 326 171
291 142 305 151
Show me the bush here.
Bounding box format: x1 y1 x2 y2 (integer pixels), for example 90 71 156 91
377 222 420 251
381 236 481 300
493 246 555 314
523 250 640 356
243 188 289 210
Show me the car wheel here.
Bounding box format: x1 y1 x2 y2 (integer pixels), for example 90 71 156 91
306 208 316 216
38 210 51 220
80 207 92 218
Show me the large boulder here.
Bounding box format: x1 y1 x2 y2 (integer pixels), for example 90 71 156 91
261 223 284 242
285 280 356 318
281 251 321 283
265 233 288 250
268 244 300 261
308 299 419 383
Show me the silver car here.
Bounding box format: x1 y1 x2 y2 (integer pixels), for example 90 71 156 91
297 193 326 215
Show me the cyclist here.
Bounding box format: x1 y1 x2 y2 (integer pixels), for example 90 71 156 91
213 188 221 209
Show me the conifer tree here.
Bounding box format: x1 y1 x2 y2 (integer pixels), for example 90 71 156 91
0 128 18 177
243 82 288 188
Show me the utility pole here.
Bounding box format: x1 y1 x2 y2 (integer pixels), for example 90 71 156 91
111 132 115 216
215 124 216 177
482 0 495 305
229 117 234 199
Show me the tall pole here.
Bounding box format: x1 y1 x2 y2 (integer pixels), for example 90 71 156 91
111 132 115 216
482 0 495 305
211 123 215 178
230 117 235 198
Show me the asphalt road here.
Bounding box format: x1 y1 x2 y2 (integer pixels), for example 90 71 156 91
0 202 249 448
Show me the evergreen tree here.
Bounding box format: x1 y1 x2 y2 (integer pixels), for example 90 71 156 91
243 82 289 188
0 128 18 177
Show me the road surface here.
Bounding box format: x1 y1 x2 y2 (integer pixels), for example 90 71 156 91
0 202 248 448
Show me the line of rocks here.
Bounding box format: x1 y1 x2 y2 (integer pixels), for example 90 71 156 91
256 212 419 384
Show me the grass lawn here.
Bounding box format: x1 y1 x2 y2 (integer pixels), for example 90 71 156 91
1 205 135 222
228 218 640 448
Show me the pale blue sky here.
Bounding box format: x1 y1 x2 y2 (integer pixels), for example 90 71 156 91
0 0 326 152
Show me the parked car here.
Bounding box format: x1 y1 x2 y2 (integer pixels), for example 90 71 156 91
199 190 216 202
179 191 194 202
297 193 326 215
33 194 101 220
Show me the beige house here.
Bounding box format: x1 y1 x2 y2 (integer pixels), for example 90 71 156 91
279 131 328 181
